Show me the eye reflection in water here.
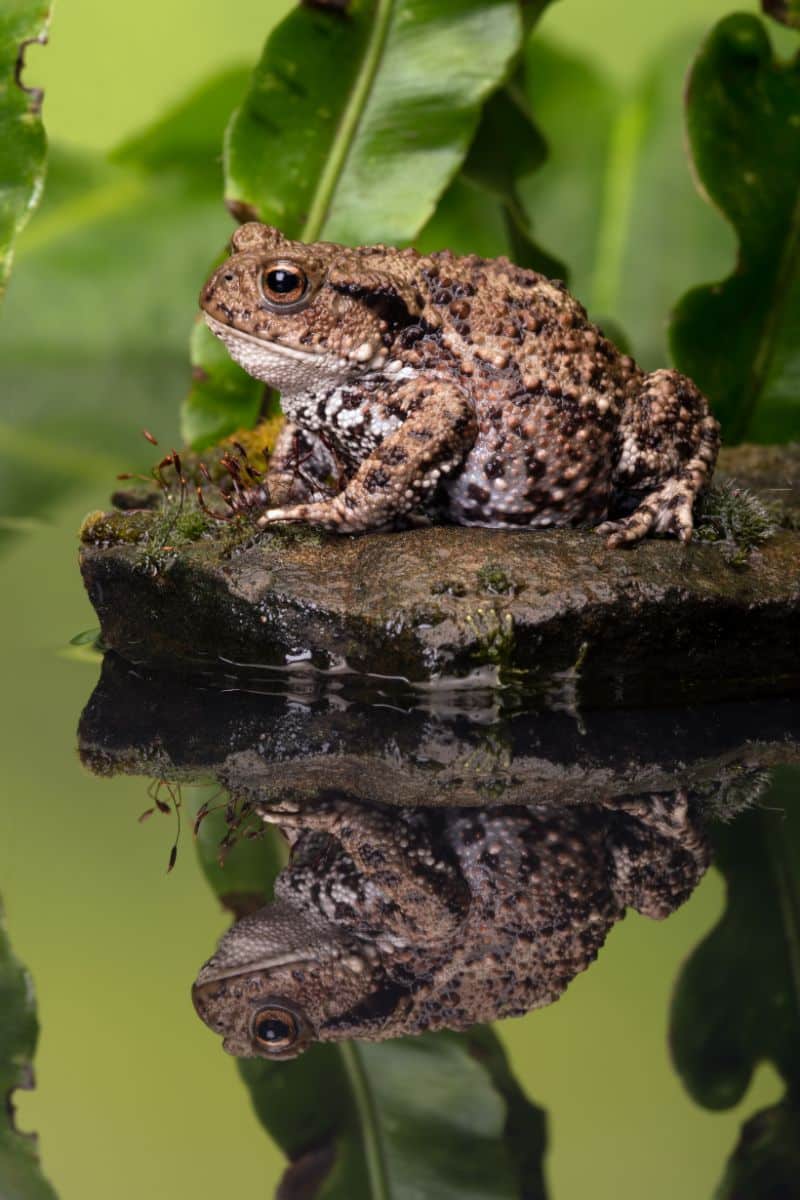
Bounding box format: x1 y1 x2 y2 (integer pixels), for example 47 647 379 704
192 792 711 1058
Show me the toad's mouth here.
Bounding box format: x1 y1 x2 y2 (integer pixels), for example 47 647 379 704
204 313 325 361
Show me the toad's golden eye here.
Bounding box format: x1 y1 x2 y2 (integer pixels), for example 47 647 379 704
260 261 308 308
252 1005 300 1052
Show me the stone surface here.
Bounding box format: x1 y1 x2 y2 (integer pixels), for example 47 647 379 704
79 444 800 706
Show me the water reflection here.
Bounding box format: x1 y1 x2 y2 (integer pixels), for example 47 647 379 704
192 792 712 1057
67 652 800 1197
77 652 800 1059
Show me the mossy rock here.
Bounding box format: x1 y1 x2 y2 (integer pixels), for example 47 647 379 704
79 444 800 707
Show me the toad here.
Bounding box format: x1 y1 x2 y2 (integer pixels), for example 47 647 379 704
192 793 709 1058
201 224 719 544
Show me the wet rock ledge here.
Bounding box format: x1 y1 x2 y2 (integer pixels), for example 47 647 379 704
79 443 800 707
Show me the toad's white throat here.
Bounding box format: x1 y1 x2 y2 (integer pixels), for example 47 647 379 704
204 313 348 395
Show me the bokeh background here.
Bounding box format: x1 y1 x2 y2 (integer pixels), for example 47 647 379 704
0 1 787 1197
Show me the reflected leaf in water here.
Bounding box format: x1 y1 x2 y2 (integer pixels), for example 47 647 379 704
670 769 800 1197
0 897 57 1200
671 778 800 1109
193 793 711 1055
238 1026 547 1200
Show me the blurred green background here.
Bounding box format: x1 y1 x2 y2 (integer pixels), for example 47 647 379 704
0 1 788 1197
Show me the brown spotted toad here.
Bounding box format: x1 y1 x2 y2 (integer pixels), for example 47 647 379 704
201 224 720 545
192 793 709 1057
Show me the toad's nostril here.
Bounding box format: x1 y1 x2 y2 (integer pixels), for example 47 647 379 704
223 273 235 282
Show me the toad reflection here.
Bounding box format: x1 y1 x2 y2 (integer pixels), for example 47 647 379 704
192 793 710 1058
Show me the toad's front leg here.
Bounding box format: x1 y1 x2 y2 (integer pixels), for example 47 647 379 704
258 378 478 533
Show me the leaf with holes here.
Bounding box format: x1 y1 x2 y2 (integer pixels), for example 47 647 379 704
0 1 51 302
670 15 800 442
0 897 58 1199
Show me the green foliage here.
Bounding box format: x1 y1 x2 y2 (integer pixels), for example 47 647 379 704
520 36 735 369
0 1 50 303
762 0 800 30
0 897 57 1200
670 772 800 1112
0 69 243 537
670 14 800 442
715 1101 800 1200
239 1024 547 1198
226 0 521 245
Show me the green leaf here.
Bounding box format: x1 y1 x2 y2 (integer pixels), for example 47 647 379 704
669 769 800 1111
519 35 734 369
762 0 800 31
225 0 523 245
239 1029 547 1199
0 1 51 302
460 83 566 279
670 14 800 442
0 896 58 1199
0 139 231 534
715 1100 800 1200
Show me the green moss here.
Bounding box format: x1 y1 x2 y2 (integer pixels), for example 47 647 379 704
696 482 778 566
476 562 517 596
173 509 210 541
80 509 155 546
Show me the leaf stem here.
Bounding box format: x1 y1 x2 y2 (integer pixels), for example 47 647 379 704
339 1042 391 1200
301 0 396 241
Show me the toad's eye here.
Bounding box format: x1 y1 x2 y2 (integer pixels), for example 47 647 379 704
260 262 308 308
252 1005 300 1052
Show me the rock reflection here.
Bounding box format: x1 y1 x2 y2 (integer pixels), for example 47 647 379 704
192 792 711 1057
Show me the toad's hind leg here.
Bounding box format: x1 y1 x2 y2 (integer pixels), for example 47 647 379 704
596 369 720 547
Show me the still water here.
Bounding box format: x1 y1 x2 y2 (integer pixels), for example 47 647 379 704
1 489 797 1199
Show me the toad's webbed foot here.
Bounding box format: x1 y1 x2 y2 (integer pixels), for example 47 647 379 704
596 475 700 547
597 368 720 548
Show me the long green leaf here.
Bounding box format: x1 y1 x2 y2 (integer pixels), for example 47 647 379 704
226 0 522 245
0 1 50 302
670 14 800 442
239 1029 546 1199
0 896 58 1199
